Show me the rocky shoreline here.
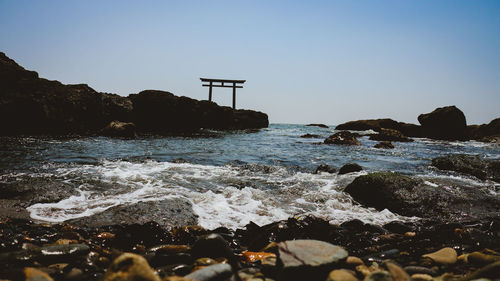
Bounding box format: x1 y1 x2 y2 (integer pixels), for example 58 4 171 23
0 52 268 137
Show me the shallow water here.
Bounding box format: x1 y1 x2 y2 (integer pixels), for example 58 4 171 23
1 124 499 229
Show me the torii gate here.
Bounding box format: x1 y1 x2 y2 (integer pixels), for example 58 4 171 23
200 78 246 109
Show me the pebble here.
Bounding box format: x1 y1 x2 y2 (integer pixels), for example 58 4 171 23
191 234 233 260
422 247 457 264
241 251 276 263
346 256 364 266
402 266 437 276
183 263 232 281
326 269 359 281
364 270 393 281
410 273 433 281
356 263 381 277
385 262 410 281
467 251 500 265
461 261 500 280
102 253 160 281
278 240 348 268
64 267 83 280
24 267 54 281
194 257 218 267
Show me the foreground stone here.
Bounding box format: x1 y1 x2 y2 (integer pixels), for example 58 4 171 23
314 164 337 174
422 247 457 264
184 263 232 281
103 253 160 281
324 131 361 145
277 240 348 281
418 106 467 140
431 154 500 182
338 163 363 175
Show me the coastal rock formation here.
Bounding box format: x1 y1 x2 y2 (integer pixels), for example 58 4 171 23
467 118 500 143
314 164 337 174
338 163 363 175
418 106 467 140
324 131 360 145
431 154 500 182
343 172 500 221
101 120 137 138
335 119 422 137
0 52 268 135
369 128 413 142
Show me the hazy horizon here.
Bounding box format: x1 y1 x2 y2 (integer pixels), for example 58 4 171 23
1 0 499 125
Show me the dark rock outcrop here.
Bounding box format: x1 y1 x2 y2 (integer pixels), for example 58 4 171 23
335 119 422 137
101 121 137 138
344 172 500 221
467 118 500 143
306 124 329 128
67 199 198 228
324 131 360 145
374 141 395 149
369 128 413 142
314 164 337 174
432 154 500 182
418 106 467 140
0 52 268 136
338 163 363 175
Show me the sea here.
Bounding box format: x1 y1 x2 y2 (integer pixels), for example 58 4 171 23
1 124 499 229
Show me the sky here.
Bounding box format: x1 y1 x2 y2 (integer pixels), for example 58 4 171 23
1 0 499 125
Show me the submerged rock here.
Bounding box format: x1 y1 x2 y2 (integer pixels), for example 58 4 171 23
338 163 363 175
307 123 329 128
301 133 322 138
314 164 337 174
324 131 361 145
374 141 394 149
431 154 500 182
417 106 467 140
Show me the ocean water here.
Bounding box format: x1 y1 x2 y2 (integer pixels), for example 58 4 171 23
1 124 499 229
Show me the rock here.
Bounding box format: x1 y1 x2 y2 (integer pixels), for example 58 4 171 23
402 266 437 276
184 263 232 281
327 269 359 281
241 251 276 263
39 244 90 261
24 267 54 281
431 154 500 182
191 234 234 260
335 119 422 137
324 131 361 145
369 128 413 142
338 163 363 175
67 199 198 228
300 133 322 138
417 106 467 140
374 141 394 149
307 123 329 128
346 256 364 266
385 262 410 281
460 260 500 280
277 240 348 281
364 271 393 281
467 118 500 141
422 247 457 264
343 172 500 221
314 164 337 174
467 251 500 265
101 120 137 138
64 268 83 280
103 253 160 281
409 274 433 281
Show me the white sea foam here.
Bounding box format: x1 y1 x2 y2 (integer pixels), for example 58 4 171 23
27 160 415 229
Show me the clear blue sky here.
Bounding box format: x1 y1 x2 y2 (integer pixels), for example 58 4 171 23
1 0 499 125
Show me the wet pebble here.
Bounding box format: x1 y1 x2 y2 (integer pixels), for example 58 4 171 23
422 247 457 264
102 253 160 281
184 263 232 281
326 269 359 281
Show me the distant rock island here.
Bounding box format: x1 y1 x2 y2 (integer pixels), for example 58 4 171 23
0 52 268 136
336 106 499 143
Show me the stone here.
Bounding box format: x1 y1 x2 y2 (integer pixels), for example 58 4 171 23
460 260 500 280
307 123 329 128
364 271 393 281
64 268 83 280
385 262 410 281
277 240 348 280
402 266 437 276
324 131 361 145
417 105 467 140
335 119 423 137
467 251 500 265
39 244 90 262
101 121 137 138
184 263 232 281
338 163 363 175
374 141 394 149
102 253 160 281
191 233 234 260
194 257 218 267
422 247 457 264
24 267 54 281
241 251 276 263
314 164 337 174
346 256 364 266
410 274 433 281
369 128 413 142
327 269 359 281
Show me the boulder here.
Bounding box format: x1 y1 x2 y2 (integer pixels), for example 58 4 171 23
417 106 467 140
314 164 337 174
324 131 361 145
374 141 395 149
343 172 500 221
307 123 329 128
431 154 500 182
369 128 413 142
338 163 363 175
101 120 137 138
335 119 422 137
67 198 198 228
